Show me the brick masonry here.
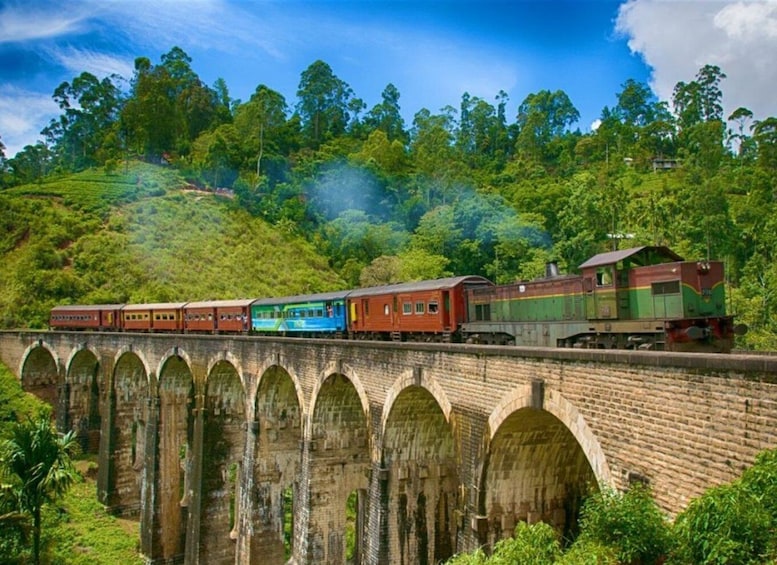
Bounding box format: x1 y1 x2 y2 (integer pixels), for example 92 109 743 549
1 330 776 564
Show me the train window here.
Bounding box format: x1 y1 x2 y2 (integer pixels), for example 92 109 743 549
428 301 439 314
596 267 613 286
475 304 491 321
652 280 680 295
415 302 425 314
403 302 412 315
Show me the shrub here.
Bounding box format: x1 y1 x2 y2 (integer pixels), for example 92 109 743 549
489 521 561 565
575 483 672 564
672 481 774 564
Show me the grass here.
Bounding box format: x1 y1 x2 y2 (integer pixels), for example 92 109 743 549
41 459 144 565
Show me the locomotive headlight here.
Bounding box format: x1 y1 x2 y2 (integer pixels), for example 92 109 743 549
697 262 710 274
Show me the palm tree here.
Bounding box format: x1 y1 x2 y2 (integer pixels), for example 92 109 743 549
1 414 79 564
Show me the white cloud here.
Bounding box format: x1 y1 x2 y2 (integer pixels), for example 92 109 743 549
49 47 134 82
714 1 777 40
616 0 777 123
88 0 288 60
0 86 59 157
0 2 89 43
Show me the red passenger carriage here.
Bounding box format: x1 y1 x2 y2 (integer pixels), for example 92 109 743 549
183 299 253 334
49 304 124 331
347 276 492 341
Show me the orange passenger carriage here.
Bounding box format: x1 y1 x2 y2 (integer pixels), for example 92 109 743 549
183 299 253 334
122 302 186 332
347 276 492 342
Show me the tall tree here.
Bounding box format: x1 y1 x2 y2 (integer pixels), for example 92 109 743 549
672 65 728 170
615 79 656 127
234 85 289 178
515 89 579 163
46 72 124 170
365 83 407 143
728 106 754 158
121 47 219 160
295 60 353 147
1 415 79 565
673 64 726 129
753 117 777 170
409 108 463 204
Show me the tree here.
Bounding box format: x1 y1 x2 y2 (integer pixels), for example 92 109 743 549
728 106 754 159
234 85 289 178
295 60 353 147
6 142 52 185
47 72 124 170
409 108 465 203
672 65 727 170
516 89 579 163
1 415 79 564
753 117 777 170
121 47 220 160
673 65 727 129
616 79 657 127
365 83 407 143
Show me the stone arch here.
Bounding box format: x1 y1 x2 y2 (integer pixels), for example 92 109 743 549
113 345 153 386
304 364 371 564
487 385 612 487
154 351 195 562
19 340 61 413
247 363 305 563
206 350 245 387
250 355 306 418
19 339 61 381
64 346 102 454
307 361 370 440
382 378 459 565
382 368 453 434
477 385 611 547
156 346 194 388
199 358 246 565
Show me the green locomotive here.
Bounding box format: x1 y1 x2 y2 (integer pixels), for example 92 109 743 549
461 246 743 353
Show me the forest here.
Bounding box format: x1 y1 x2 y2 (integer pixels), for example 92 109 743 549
1 47 776 349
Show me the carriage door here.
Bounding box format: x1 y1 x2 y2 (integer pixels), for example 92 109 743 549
441 291 451 330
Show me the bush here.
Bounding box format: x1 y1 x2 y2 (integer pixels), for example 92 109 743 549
575 483 672 564
489 521 561 565
672 481 775 564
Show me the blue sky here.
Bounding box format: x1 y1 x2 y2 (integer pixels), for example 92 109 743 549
1 0 776 158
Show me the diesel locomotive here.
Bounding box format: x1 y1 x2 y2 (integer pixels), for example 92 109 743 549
49 246 743 353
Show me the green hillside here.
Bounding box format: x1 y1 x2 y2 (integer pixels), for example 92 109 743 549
0 162 346 328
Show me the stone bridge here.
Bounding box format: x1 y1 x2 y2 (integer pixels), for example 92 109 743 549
1 330 776 565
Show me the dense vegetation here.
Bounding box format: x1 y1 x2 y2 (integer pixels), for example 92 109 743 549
0 47 776 348
0 363 144 564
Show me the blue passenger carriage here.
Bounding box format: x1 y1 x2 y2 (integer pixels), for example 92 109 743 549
250 290 350 337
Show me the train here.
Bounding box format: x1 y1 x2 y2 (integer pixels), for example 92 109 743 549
49 245 744 353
